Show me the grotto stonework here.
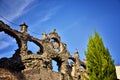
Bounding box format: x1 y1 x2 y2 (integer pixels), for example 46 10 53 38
0 21 88 80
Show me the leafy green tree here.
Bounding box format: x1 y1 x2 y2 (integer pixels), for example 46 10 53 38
85 31 117 80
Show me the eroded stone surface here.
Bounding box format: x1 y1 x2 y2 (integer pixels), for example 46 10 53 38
0 21 88 80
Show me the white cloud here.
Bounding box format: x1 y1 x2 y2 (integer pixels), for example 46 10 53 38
0 41 10 50
62 21 79 33
30 5 62 29
40 6 62 23
11 0 34 20
0 0 34 21
0 32 17 50
0 32 5 39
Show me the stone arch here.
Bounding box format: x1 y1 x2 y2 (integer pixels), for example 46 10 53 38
27 41 40 54
50 37 60 43
0 24 22 50
68 58 74 65
0 32 19 58
68 57 76 63
69 57 86 69
50 38 60 52
52 60 59 72
52 57 62 72
28 39 44 54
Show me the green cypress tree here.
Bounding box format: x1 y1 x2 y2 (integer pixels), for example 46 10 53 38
85 31 117 80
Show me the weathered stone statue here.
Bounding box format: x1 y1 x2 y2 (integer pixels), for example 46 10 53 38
0 21 88 80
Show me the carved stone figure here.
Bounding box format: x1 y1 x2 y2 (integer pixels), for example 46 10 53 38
74 49 81 69
71 62 76 78
42 32 48 40
20 23 28 33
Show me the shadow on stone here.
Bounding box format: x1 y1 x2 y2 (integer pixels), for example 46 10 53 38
0 49 26 80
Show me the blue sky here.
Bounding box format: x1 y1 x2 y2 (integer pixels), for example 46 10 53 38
0 0 120 65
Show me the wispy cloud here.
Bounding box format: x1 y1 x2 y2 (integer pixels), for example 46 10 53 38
0 32 16 50
30 5 62 29
0 0 34 21
40 6 62 23
0 38 16 50
62 21 80 33
0 41 10 50
11 0 34 20
0 32 17 58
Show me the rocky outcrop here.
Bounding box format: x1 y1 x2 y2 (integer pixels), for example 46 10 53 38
0 21 88 80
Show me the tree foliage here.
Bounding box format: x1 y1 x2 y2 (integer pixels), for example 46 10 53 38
85 31 117 80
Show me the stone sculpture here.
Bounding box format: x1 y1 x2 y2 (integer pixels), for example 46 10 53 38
0 20 88 80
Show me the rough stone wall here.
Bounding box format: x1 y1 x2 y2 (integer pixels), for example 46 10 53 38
0 21 88 80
